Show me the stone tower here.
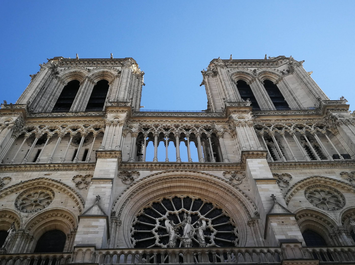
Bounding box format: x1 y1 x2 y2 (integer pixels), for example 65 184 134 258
0 55 355 264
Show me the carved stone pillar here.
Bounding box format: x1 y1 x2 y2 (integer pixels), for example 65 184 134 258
175 134 181 162
186 135 192 162
62 134 74 162
129 132 138 162
196 134 204 162
22 134 40 163
153 133 158 162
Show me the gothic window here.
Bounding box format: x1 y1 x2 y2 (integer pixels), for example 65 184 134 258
85 80 109 111
131 196 239 248
236 80 260 110
0 230 8 247
263 80 290 110
34 230 66 253
52 80 80 112
302 229 327 247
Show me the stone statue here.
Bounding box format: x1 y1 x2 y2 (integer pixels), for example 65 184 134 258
165 220 178 248
181 213 194 247
195 219 207 247
1 222 16 250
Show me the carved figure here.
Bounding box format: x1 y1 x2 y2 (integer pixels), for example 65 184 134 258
195 219 207 247
350 218 355 233
165 220 178 248
1 223 16 249
181 213 194 247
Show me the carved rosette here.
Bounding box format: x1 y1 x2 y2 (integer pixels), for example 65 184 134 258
0 176 11 189
273 173 292 189
15 187 54 213
340 171 355 186
72 174 93 190
118 171 140 185
305 185 345 211
223 171 245 185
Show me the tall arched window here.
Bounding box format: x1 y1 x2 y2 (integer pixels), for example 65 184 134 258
85 80 109 111
34 230 66 253
302 229 327 247
263 80 290 110
236 80 260 110
52 80 80 112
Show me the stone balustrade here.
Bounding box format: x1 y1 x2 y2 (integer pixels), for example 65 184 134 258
0 252 72 265
1 246 355 264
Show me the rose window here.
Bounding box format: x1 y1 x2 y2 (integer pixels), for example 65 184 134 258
305 186 345 211
131 196 239 248
15 188 54 213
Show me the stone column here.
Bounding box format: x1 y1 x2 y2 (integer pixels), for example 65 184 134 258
73 134 86 163
186 135 192 162
303 134 320 160
270 132 286 162
10 134 28 163
153 133 158 162
250 79 275 110
22 134 40 163
217 132 229 162
207 134 215 162
48 134 62 163
70 77 95 112
292 133 310 161
196 134 204 162
35 134 51 163
175 134 181 162
281 133 297 161
325 133 343 159
86 134 97 162
165 134 169 162
129 132 138 162
313 133 332 160
142 133 147 162
62 134 74 162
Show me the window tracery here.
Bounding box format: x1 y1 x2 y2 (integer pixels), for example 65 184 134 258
131 196 239 248
305 185 345 211
15 188 54 213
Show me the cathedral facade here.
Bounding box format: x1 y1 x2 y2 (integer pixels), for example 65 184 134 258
0 55 355 264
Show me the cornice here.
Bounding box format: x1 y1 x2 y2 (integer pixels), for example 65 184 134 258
119 162 242 171
132 111 225 118
50 57 138 67
96 150 122 160
0 163 95 172
28 111 105 118
270 160 355 170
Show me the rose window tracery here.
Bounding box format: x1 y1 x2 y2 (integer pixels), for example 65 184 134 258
15 188 54 213
131 196 239 248
305 186 345 211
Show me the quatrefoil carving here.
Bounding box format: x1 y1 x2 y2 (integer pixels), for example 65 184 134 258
0 176 11 189
273 173 292 189
72 174 92 190
118 171 140 185
223 171 245 185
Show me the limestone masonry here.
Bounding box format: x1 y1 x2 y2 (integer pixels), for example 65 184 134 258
0 56 355 264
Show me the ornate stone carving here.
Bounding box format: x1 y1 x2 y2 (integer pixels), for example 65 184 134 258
305 185 345 211
118 171 140 185
0 176 11 189
15 187 54 213
340 171 355 186
72 174 92 190
223 171 245 185
273 173 292 188
131 196 239 248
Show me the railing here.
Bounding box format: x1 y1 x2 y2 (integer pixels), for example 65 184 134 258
2 246 355 264
0 252 72 265
72 246 284 264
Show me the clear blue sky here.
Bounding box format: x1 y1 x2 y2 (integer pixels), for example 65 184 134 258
1 1 355 111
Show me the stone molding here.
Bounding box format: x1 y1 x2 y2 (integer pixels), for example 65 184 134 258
285 176 355 205
112 170 258 220
96 150 122 160
0 177 85 213
0 163 95 172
